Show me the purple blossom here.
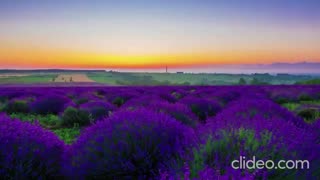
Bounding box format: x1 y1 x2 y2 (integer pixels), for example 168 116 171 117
180 96 222 123
79 101 116 120
66 108 197 179
0 85 318 179
0 114 65 179
30 94 71 115
147 101 199 127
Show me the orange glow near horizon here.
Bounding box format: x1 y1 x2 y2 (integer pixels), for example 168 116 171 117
1 1 320 69
1 47 320 69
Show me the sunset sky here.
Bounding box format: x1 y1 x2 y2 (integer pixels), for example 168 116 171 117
0 0 319 69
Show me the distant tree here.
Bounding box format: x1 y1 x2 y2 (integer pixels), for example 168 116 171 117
238 78 246 85
250 78 260 85
250 78 270 85
52 78 55 82
182 81 190 86
70 77 73 82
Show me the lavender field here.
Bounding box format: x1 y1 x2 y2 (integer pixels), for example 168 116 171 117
0 85 320 179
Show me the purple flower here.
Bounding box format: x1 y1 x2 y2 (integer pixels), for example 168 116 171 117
147 101 199 127
0 114 65 179
180 96 222 123
79 101 116 120
66 108 197 179
30 94 71 115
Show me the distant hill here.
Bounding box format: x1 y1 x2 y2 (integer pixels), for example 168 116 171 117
265 62 320 69
152 62 320 74
211 62 320 74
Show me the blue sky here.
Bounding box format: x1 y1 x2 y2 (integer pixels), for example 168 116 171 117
0 0 319 69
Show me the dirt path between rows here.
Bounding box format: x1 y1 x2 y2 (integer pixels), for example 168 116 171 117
53 74 95 82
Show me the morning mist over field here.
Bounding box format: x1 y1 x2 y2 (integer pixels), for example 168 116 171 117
105 62 320 74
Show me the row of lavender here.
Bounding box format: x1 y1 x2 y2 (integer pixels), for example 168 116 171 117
0 85 319 179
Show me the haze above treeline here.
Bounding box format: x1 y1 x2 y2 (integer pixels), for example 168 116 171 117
1 62 319 75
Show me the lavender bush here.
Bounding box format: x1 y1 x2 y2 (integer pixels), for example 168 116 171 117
0 85 319 179
79 101 115 120
30 95 70 115
66 109 196 179
0 114 65 179
180 96 222 123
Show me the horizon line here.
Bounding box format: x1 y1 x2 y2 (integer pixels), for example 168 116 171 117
0 60 319 70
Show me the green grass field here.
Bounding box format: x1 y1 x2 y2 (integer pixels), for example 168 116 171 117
87 72 312 85
0 74 56 83
88 72 243 85
0 71 317 85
